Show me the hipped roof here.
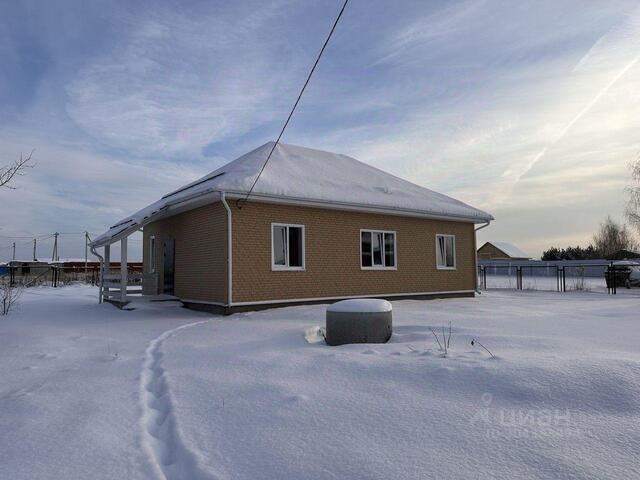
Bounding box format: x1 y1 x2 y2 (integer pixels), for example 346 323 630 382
92 142 493 247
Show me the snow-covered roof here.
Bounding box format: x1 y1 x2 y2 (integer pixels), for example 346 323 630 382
486 241 530 259
92 142 493 247
612 260 640 266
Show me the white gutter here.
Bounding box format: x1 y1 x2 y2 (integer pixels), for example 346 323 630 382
220 192 233 307
474 220 491 292
92 187 493 249
223 191 493 224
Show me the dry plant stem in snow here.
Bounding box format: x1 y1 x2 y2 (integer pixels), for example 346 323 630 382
430 325 451 356
471 338 495 358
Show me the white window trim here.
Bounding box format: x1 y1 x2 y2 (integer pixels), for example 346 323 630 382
435 234 456 270
149 235 156 273
360 229 398 270
271 223 306 271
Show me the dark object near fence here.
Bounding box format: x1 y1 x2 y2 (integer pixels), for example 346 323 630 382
604 267 627 290
604 264 637 293
325 299 392 346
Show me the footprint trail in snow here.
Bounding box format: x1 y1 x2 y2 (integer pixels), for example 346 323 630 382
140 320 217 480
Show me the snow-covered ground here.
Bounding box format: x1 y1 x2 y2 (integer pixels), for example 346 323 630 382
1 285 639 479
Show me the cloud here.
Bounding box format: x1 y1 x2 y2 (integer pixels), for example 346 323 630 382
3 0 640 260
0 130 207 260
65 1 300 158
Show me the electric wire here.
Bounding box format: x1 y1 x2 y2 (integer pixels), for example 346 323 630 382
236 0 350 208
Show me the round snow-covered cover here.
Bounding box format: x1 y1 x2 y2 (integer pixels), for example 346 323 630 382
327 298 392 313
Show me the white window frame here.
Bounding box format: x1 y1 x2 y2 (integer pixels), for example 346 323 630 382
360 229 397 270
435 234 456 270
271 223 306 271
149 236 156 273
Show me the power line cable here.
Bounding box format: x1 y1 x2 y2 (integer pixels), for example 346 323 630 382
0 233 56 239
236 0 350 208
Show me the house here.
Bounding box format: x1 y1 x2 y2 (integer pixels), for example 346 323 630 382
606 249 640 261
90 142 493 313
51 259 143 270
6 260 50 276
477 241 530 260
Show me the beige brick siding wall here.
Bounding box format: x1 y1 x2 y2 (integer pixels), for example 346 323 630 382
142 203 227 303
231 201 477 303
478 243 509 260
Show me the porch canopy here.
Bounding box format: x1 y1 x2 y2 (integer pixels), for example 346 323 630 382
90 188 224 303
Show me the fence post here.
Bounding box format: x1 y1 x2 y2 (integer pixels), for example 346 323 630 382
483 266 487 289
612 264 617 295
562 267 566 292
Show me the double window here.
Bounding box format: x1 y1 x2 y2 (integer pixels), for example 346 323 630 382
361 230 396 269
272 224 305 270
436 234 456 269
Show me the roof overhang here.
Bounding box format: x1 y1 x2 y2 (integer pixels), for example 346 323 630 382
91 188 493 249
90 190 223 248
224 191 493 224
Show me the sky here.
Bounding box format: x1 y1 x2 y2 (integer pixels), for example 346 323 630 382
1 0 640 261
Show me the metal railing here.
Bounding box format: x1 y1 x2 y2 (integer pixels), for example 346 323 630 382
100 270 156 301
478 263 633 295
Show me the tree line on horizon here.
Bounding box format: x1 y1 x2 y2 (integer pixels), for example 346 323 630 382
542 216 637 261
542 160 640 261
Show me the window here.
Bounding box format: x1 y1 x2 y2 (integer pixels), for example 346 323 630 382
149 236 156 273
436 234 456 269
272 224 305 270
361 230 396 269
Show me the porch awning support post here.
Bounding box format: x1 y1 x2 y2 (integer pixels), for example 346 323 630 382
102 244 110 303
120 237 128 303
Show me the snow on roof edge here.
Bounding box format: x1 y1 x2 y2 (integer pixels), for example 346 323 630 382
92 142 494 247
486 241 530 258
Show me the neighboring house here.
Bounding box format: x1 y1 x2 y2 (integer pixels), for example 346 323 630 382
91 142 493 313
478 241 530 260
6 260 50 276
51 259 143 270
607 249 640 261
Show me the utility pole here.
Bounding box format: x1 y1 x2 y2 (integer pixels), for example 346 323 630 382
84 231 89 274
12 242 15 261
52 232 58 263
33 238 36 261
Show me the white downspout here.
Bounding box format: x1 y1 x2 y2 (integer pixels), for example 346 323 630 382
474 221 491 293
90 244 104 304
221 192 233 308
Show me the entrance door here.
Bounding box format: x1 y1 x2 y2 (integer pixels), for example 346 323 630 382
163 239 175 295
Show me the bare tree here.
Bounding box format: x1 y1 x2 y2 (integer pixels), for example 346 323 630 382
0 150 35 189
593 216 636 257
1 283 21 315
627 157 640 231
